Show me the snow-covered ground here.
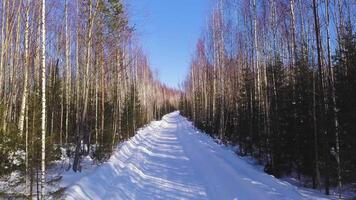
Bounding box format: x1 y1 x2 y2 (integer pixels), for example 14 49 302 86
62 111 337 200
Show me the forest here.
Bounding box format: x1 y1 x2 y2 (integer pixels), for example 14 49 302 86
0 0 178 198
0 0 355 199
180 0 356 196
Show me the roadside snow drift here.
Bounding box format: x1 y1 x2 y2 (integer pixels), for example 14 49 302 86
64 111 331 200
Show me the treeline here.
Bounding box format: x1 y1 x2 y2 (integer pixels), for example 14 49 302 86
0 0 178 198
180 0 355 196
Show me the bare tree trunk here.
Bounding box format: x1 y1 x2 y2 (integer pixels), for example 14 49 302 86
95 68 99 146
82 0 98 122
191 64 196 122
8 1 22 128
290 0 302 180
212 13 217 128
312 0 329 194
253 0 259 104
0 0 9 130
0 0 7 101
335 0 345 42
100 47 105 149
60 75 64 146
75 0 81 156
20 1 30 194
82 1 92 123
325 0 342 196
252 0 260 155
25 97 29 195
60 26 64 146
19 0 30 136
74 0 97 172
40 0 47 198
290 0 297 68
298 0 306 55
112 49 120 150
65 0 71 147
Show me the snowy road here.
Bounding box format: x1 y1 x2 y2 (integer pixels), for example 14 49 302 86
65 111 330 200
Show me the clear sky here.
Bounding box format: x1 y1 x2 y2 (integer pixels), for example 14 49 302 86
128 0 212 89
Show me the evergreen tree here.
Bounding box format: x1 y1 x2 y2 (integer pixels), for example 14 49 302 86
334 24 356 183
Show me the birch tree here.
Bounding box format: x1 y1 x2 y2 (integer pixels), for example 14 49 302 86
40 0 47 198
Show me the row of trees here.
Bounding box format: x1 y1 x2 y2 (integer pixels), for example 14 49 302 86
181 0 355 196
0 0 178 198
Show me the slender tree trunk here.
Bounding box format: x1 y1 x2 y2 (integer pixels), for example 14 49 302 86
290 0 297 68
95 69 99 146
19 0 30 136
298 0 306 55
252 0 260 155
8 1 22 128
65 0 71 147
212 13 217 128
191 64 196 122
290 0 302 180
75 0 81 156
20 1 30 194
60 75 64 146
0 0 9 131
74 0 97 172
312 0 329 194
325 0 342 196
25 97 29 196
40 0 47 198
0 0 7 101
100 47 105 149
253 0 259 103
82 0 96 122
218 1 225 141
336 0 344 40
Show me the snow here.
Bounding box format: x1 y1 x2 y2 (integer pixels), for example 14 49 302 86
57 156 99 189
0 149 99 199
62 111 337 200
8 150 25 166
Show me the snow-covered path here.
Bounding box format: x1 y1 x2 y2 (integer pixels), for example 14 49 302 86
65 111 330 200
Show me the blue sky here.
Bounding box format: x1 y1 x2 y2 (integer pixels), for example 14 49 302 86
128 0 212 89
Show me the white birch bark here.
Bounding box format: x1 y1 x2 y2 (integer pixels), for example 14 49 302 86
65 0 71 146
40 0 47 198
